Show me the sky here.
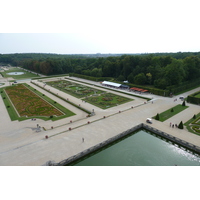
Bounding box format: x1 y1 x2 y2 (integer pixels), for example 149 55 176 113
1 0 200 54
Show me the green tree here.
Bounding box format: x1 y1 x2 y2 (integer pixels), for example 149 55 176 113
39 61 53 75
82 69 91 76
117 75 125 81
155 113 160 120
146 72 152 85
134 73 146 85
102 60 114 77
164 59 186 86
121 56 132 79
91 68 101 77
154 78 168 89
178 121 184 129
147 65 163 84
183 56 200 81
127 73 135 83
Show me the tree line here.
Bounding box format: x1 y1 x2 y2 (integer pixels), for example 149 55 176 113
0 52 200 90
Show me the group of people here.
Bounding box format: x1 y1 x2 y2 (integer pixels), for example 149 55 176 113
170 122 178 128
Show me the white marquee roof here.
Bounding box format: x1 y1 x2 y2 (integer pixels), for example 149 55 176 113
102 81 121 87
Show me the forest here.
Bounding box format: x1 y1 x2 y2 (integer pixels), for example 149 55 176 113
0 52 200 95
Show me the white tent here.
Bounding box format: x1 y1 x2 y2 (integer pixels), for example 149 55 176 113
102 81 121 88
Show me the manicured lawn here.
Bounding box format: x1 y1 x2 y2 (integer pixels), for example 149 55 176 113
153 104 189 122
0 84 75 121
194 94 200 98
0 67 40 80
85 93 132 109
46 80 105 98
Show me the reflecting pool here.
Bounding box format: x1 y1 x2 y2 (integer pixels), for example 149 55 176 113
70 129 200 166
7 72 25 75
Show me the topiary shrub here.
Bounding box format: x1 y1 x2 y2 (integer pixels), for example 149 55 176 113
155 113 160 120
50 115 53 118
193 114 196 119
171 108 174 112
182 101 186 106
178 121 184 129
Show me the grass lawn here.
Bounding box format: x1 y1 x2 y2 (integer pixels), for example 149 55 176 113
194 94 200 98
0 84 75 121
0 67 40 80
153 104 189 122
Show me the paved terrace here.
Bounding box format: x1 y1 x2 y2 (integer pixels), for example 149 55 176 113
0 77 200 165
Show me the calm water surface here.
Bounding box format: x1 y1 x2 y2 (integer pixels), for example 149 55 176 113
71 129 200 166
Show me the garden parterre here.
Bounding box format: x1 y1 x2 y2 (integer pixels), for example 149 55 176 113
185 113 200 135
46 80 104 98
4 84 64 117
46 80 132 109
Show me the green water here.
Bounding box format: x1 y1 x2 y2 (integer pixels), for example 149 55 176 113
70 129 200 166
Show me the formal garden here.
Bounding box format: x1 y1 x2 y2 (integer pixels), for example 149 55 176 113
0 67 40 80
46 80 104 98
85 92 132 109
45 80 132 109
0 84 75 121
184 113 200 135
152 102 200 133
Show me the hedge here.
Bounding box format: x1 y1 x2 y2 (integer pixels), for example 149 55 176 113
187 91 200 105
69 73 113 82
167 78 200 95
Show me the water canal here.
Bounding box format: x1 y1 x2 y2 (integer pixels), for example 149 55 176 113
68 129 200 166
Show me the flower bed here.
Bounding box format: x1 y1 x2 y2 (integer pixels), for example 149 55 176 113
45 80 132 109
46 80 104 98
86 93 131 109
5 84 63 117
